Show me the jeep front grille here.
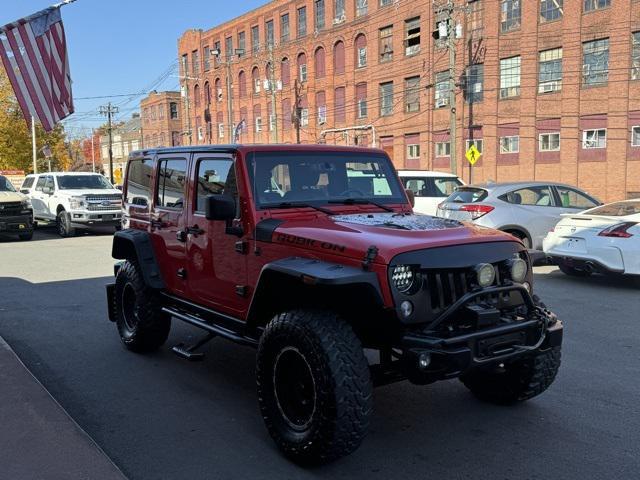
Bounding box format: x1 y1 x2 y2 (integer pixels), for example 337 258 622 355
0 202 24 216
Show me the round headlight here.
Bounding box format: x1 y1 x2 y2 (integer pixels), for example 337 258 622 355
509 258 528 283
475 263 496 288
391 265 415 293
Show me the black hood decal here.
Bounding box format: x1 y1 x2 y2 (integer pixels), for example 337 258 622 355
331 213 462 231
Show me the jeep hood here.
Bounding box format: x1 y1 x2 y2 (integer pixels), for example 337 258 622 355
267 212 516 264
0 191 27 202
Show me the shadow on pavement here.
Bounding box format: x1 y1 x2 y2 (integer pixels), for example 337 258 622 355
0 225 115 243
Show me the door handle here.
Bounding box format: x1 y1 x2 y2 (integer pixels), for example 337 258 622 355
151 219 165 229
176 230 188 242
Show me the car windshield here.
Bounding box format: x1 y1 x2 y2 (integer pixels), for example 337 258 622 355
57 175 113 190
246 151 407 208
0 176 16 192
586 201 640 216
445 187 488 203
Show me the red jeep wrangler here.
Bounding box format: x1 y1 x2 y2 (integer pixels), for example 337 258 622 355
107 145 562 464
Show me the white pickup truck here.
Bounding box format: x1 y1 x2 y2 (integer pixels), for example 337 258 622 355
21 172 122 237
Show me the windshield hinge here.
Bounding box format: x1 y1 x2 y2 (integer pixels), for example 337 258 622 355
362 245 379 271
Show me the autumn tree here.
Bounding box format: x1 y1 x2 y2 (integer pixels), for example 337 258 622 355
0 65 71 173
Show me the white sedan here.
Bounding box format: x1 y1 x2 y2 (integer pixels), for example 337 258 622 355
543 199 640 278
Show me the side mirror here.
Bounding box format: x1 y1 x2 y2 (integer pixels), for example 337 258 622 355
205 194 236 221
405 189 415 208
43 186 53 195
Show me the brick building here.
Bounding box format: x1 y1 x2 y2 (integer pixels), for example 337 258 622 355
140 91 183 148
100 113 141 183
178 0 640 202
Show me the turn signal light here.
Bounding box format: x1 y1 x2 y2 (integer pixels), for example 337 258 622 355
460 204 495 220
598 222 637 238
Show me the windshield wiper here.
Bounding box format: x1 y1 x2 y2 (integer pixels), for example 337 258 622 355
328 198 395 213
266 202 336 215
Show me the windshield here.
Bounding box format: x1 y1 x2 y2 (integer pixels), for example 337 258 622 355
0 176 16 192
445 187 488 203
246 151 407 208
586 201 640 216
57 175 113 190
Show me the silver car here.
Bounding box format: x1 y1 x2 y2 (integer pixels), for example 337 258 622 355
436 181 601 250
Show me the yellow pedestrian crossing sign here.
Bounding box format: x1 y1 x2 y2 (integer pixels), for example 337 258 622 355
466 145 481 165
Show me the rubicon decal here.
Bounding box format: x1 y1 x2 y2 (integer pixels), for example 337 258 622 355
275 233 346 253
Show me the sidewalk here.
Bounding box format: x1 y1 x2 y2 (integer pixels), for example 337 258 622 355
0 337 127 480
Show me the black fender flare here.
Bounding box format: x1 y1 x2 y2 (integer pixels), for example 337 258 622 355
246 257 384 327
111 229 165 289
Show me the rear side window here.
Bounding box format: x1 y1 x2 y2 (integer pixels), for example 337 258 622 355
157 158 187 209
445 187 488 203
587 201 640 216
433 177 462 197
555 186 598 209
402 178 428 197
500 186 553 206
195 158 235 212
21 177 35 189
126 158 153 208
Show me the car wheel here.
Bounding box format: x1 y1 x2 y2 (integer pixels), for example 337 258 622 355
505 230 531 249
558 261 592 277
257 310 373 464
18 231 33 241
114 260 171 353
57 210 76 238
460 346 561 405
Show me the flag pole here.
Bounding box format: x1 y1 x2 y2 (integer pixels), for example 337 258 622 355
31 116 38 174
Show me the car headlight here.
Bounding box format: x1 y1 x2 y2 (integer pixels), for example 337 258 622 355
475 263 496 287
391 265 416 293
21 198 32 209
508 257 528 283
69 196 86 209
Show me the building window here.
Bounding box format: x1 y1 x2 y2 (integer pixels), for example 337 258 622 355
298 6 307 37
281 57 290 86
214 41 221 66
356 0 368 17
500 0 521 33
407 144 420 159
251 25 259 53
266 20 274 47
500 56 521 99
380 0 393 6
584 0 610 12
255 115 262 133
238 31 246 56
632 33 640 80
335 87 346 123
218 123 225 139
468 0 484 39
318 105 327 124
540 0 563 22
405 76 420 113
300 108 309 127
252 67 260 94
192 50 200 75
169 102 178 119
334 0 345 22
379 26 393 63
225 36 233 59
356 82 367 118
404 17 421 56
355 34 367 68
314 47 326 78
334 41 345 75
434 71 449 108
500 136 520 153
281 14 290 43
466 139 483 153
464 64 483 103
539 132 561 151
436 142 450 157
631 126 640 146
582 129 606 149
298 60 308 82
583 38 609 86
181 54 188 75
539 48 562 93
379 82 394 116
315 0 325 30
204 46 211 71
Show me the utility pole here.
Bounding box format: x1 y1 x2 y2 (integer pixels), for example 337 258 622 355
293 79 302 144
447 1 457 177
268 45 279 143
90 129 96 173
225 59 234 143
99 102 119 184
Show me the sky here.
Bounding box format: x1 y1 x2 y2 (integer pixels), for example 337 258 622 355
2 0 265 138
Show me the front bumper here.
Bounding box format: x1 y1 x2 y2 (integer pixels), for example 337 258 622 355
397 284 563 382
0 213 34 234
68 210 122 228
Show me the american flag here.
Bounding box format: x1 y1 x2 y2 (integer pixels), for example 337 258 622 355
0 5 74 132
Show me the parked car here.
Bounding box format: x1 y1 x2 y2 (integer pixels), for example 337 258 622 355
22 172 123 237
398 170 464 215
106 145 562 464
543 199 640 279
0 174 33 241
436 181 601 250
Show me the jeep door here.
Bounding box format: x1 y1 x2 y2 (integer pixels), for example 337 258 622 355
150 154 189 295
185 154 248 317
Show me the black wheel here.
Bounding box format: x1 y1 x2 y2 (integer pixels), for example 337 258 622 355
114 260 171 353
460 346 561 405
257 310 373 464
558 261 592 277
18 231 33 241
505 229 531 249
57 210 76 237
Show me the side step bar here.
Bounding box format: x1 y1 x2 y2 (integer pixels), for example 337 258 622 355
161 306 258 348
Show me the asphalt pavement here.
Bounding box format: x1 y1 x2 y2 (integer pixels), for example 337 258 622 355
0 227 639 480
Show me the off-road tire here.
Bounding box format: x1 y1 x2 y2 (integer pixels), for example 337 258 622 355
114 260 170 353
257 310 373 464
558 261 592 277
57 210 76 238
18 231 33 241
460 346 561 405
